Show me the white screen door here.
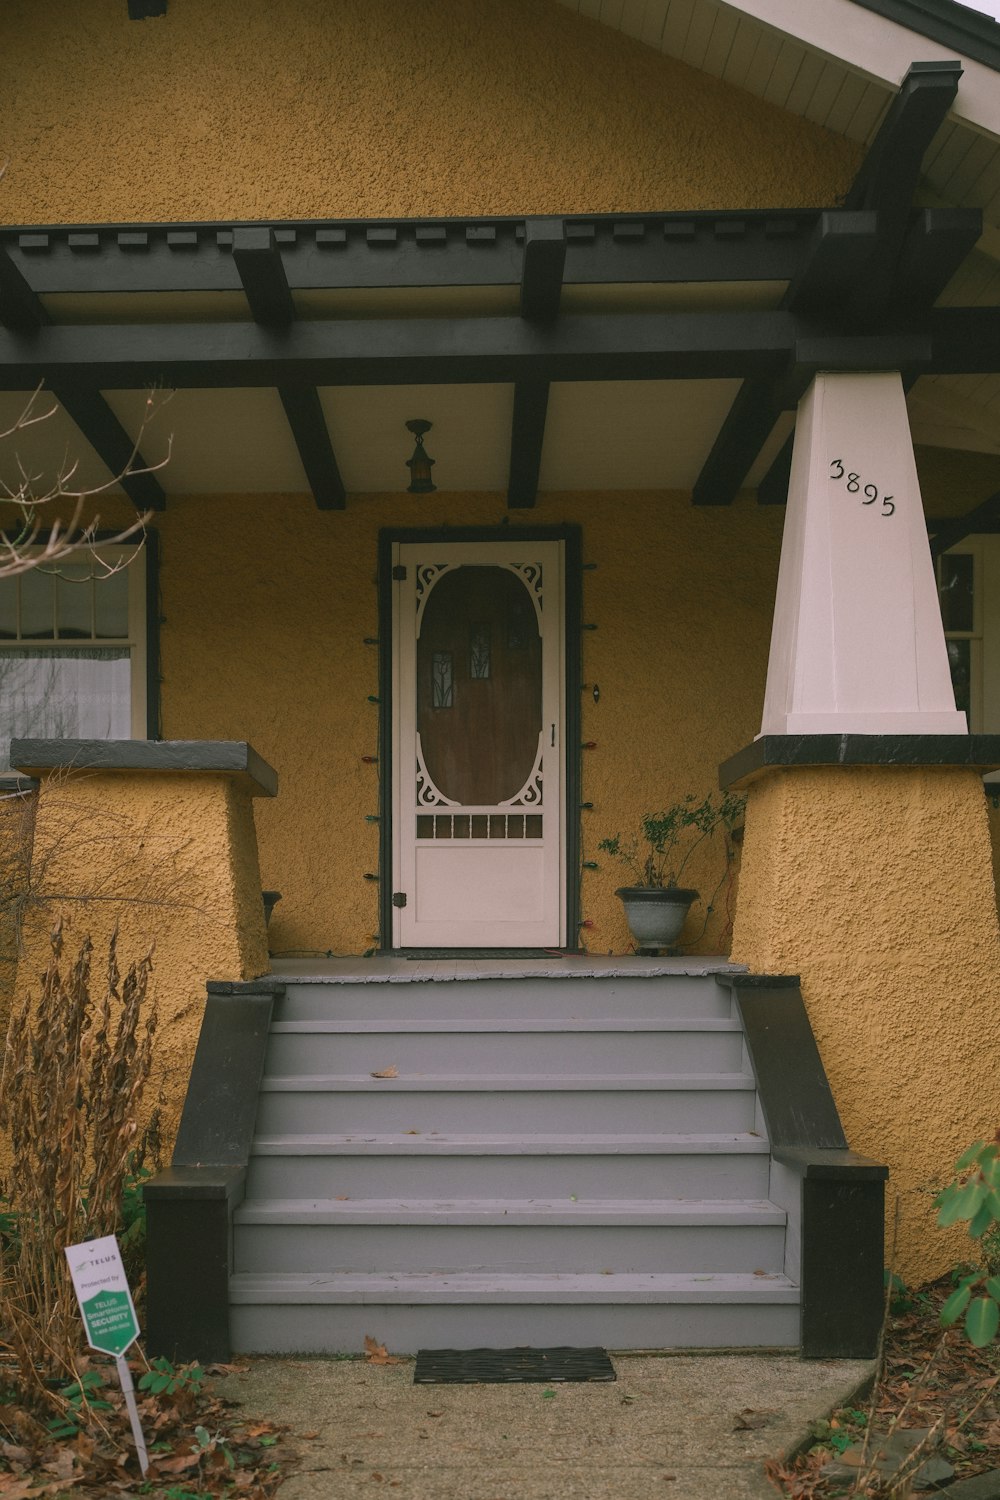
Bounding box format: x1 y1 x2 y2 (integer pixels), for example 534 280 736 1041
391 539 565 948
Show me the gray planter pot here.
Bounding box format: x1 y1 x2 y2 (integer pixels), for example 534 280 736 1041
615 886 698 952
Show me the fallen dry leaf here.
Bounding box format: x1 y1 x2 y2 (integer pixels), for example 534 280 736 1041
732 1408 777 1431
364 1335 402 1365
370 1066 399 1078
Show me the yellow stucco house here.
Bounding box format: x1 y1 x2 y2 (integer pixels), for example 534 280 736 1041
2 0 1000 1360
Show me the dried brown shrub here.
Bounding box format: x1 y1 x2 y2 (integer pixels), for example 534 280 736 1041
0 920 156 1407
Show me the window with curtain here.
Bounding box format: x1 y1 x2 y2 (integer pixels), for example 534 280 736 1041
0 547 147 771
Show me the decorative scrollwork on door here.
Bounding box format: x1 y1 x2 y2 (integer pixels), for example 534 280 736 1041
415 563 457 632
500 732 544 808
415 735 458 808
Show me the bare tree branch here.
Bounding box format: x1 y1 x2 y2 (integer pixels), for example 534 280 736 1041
0 387 172 579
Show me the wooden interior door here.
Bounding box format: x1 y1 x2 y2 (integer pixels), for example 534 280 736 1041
392 539 565 948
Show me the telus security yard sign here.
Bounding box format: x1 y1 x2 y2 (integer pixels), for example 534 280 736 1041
66 1236 148 1474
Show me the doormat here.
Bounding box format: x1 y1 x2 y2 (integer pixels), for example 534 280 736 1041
413 1346 616 1384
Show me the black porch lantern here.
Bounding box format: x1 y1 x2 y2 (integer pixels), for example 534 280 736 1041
405 419 436 494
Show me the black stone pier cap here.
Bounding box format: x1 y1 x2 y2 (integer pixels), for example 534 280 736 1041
719 733 1000 790
9 738 278 798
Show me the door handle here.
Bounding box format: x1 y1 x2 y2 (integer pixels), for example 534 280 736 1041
550 723 555 747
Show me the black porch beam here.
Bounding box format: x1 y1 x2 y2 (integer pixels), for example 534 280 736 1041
51 384 166 512
893 206 983 311
1 306 995 391
691 380 788 507
846 61 962 219
0 245 45 331
0 211 819 298
698 60 965 507
234 228 346 510
507 380 549 509
520 219 566 323
278 385 346 510
232 226 295 326
0 309 799 388
844 60 963 323
756 436 795 507
930 488 1000 558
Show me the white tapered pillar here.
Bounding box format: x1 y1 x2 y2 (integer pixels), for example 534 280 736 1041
759 371 966 736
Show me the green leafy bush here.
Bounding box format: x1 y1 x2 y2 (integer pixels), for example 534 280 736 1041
935 1135 1000 1347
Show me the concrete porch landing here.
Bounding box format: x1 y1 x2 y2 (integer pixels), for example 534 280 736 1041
268 956 748 983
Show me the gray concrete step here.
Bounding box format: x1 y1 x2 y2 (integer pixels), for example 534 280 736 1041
232 970 798 1354
245 1131 772 1199
275 974 736 1023
229 1270 800 1354
231 1196 787 1274
264 1018 746 1076
253 1074 758 1134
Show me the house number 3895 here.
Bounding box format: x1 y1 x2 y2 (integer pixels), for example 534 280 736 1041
829 459 895 516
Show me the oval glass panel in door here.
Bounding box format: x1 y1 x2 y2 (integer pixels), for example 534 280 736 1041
417 566 542 808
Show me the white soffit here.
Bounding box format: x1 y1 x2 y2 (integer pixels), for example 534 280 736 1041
40 292 250 325
318 384 514 493
538 378 742 489
103 388 308 494
0 391 118 497
908 373 1000 454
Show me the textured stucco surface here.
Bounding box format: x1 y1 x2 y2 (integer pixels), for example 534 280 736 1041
151 489 784 960
0 0 858 225
731 765 1000 1283
0 787 35 1036
11 770 270 1142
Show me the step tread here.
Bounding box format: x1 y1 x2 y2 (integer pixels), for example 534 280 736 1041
269 1018 741 1034
273 959 745 985
258 1072 756 1092
230 1269 798 1305
249 1131 771 1156
234 1196 786 1226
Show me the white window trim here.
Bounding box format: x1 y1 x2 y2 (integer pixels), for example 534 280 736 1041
0 543 148 747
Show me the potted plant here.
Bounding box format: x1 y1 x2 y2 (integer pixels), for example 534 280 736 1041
598 792 744 953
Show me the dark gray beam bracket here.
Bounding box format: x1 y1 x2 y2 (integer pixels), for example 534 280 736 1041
232 226 295 326
930 487 1000 558
278 385 346 510
507 379 550 509
520 219 566 323
0 244 45 331
50 384 167 512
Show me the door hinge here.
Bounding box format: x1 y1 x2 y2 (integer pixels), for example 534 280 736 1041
392 891 407 908
392 565 407 581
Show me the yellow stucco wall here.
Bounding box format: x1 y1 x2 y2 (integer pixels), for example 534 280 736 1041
152 489 784 958
0 786 35 1037
731 766 1000 1285
0 1 858 225
11 769 270 1143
